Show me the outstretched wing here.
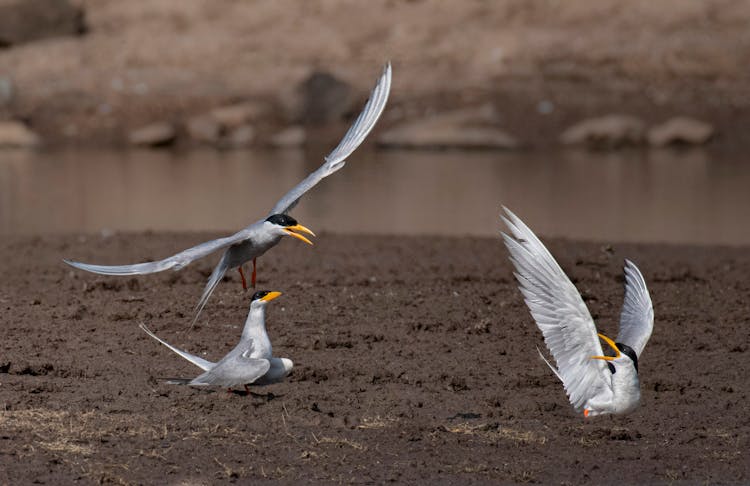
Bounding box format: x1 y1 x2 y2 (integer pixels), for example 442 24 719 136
269 62 392 216
190 341 271 387
501 206 611 412
140 323 214 371
64 230 250 276
615 259 654 357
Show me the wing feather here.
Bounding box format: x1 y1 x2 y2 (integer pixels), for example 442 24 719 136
190 342 271 387
501 207 611 411
140 323 214 371
615 259 654 357
269 62 392 215
64 231 249 276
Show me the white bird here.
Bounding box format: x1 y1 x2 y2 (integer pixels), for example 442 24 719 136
501 207 654 417
140 290 292 392
65 62 392 323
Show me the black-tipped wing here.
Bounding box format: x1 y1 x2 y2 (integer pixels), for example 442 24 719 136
615 260 654 357
501 207 612 412
269 62 392 216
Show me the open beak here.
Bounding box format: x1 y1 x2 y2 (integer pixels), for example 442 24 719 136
284 224 315 245
260 291 282 302
590 333 621 361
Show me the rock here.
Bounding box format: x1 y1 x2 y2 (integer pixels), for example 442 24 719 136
0 0 86 47
0 77 13 106
289 71 353 124
210 103 262 130
647 117 714 146
378 105 520 150
186 115 222 144
270 126 306 148
0 121 40 148
128 122 176 147
224 124 255 148
560 114 646 148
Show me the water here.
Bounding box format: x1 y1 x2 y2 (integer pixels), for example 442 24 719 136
1 147 748 245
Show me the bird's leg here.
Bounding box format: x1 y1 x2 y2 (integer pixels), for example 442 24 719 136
251 258 257 288
238 266 248 290
244 384 250 394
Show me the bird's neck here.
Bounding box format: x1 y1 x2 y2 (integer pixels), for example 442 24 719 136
611 364 641 412
251 227 283 256
241 306 272 358
612 364 639 388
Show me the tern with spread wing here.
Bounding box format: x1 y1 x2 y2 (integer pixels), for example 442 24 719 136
501 207 654 417
65 62 392 323
140 290 292 392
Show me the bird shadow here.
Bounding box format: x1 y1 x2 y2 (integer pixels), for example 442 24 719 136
228 389 281 401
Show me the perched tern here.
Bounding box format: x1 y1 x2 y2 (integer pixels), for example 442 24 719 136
65 62 392 323
140 290 292 391
501 207 654 417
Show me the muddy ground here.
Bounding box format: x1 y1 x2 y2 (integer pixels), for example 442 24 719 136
0 232 748 484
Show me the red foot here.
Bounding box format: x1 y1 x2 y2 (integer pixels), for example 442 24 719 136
244 384 251 394
251 258 257 288
238 266 248 290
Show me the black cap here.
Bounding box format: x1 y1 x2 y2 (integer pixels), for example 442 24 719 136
265 214 298 227
616 342 639 373
251 290 272 301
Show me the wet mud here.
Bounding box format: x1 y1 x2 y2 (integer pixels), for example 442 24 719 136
0 233 748 484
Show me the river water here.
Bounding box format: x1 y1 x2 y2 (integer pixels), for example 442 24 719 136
1 147 748 245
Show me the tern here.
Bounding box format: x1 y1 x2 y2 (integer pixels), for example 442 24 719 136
140 290 292 392
501 207 654 417
65 62 392 323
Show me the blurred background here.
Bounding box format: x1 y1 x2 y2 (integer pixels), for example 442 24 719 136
1 0 749 244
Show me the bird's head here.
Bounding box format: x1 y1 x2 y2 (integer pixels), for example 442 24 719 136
590 333 639 373
265 214 315 245
250 290 282 307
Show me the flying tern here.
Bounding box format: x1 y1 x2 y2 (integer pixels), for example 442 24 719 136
140 290 292 392
501 207 654 417
65 62 392 323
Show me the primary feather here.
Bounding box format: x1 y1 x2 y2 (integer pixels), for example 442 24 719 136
269 62 392 216
501 206 611 412
616 259 654 357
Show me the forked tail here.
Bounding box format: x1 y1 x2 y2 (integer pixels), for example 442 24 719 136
191 253 230 326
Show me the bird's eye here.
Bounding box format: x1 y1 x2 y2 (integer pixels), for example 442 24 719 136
265 214 297 226
251 290 269 301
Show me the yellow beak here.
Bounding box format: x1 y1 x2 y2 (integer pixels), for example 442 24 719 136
283 224 315 245
260 291 282 302
590 333 621 361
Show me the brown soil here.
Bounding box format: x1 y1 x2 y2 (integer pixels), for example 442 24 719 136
2 0 750 147
1 232 748 484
